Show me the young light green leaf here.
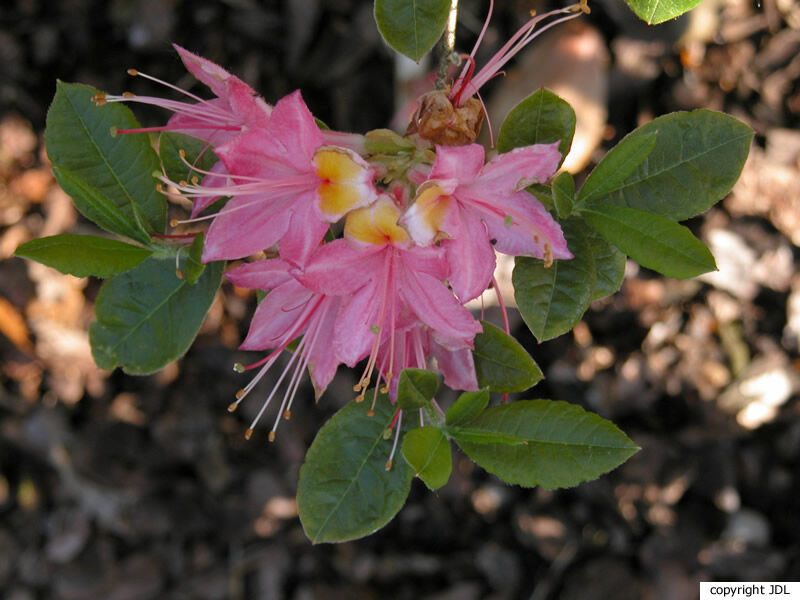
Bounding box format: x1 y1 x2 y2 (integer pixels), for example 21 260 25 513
625 0 703 25
473 321 543 393
181 233 207 285
47 82 166 242
401 426 452 490
89 254 223 374
576 130 658 206
374 0 451 61
158 131 219 187
580 110 753 220
552 171 575 219
397 368 439 411
513 220 596 342
445 389 490 427
496 89 576 164
14 234 152 278
297 394 414 543
455 399 639 489
580 204 717 279
585 227 627 301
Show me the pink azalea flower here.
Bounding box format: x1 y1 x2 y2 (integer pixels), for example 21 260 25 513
94 44 272 145
225 258 343 441
400 143 571 302
294 195 482 401
167 91 378 266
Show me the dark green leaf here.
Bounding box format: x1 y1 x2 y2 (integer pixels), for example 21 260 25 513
625 0 703 24
576 130 658 205
445 389 489 426
513 220 596 342
89 253 223 374
14 234 151 278
552 171 575 219
374 0 451 61
473 321 543 393
448 427 526 446
580 110 753 220
585 227 627 301
401 426 452 490
455 399 639 489
47 82 166 242
580 204 717 279
496 89 576 165
158 131 219 186
297 394 414 543
397 368 439 411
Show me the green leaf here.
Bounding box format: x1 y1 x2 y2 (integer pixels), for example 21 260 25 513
14 234 152 278
625 0 703 25
576 130 658 206
297 394 414 543
374 0 451 61
585 227 627 301
158 131 219 186
448 428 527 446
513 220 596 342
496 89 576 165
89 253 223 374
401 426 452 490
579 110 753 220
580 204 717 279
552 171 575 219
446 389 490 426
396 368 439 411
473 321 543 393
47 82 166 242
454 399 639 489
181 233 206 285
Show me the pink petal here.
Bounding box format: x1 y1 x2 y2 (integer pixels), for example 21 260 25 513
480 190 571 259
214 129 303 179
278 197 331 268
440 209 496 302
226 78 272 129
202 195 292 261
305 298 343 397
333 283 381 366
431 342 479 392
471 143 561 196
173 44 236 99
399 244 449 281
398 269 482 348
239 280 313 350
430 144 485 181
293 239 383 296
265 91 324 171
225 258 293 290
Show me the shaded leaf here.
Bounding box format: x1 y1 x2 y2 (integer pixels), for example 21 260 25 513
15 234 151 278
585 227 627 301
473 321 543 393
47 82 166 242
580 204 717 279
89 253 223 374
455 399 639 489
374 0 451 61
397 368 439 411
497 89 576 164
159 131 219 185
580 110 753 220
625 0 703 25
297 394 413 543
401 426 452 490
552 171 575 219
513 220 595 342
445 389 490 426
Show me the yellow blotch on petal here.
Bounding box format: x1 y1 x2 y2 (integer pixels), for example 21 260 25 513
408 182 452 242
345 196 409 246
314 147 374 218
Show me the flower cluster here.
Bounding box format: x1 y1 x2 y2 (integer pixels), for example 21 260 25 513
100 38 572 442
